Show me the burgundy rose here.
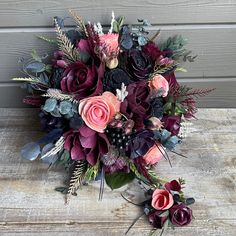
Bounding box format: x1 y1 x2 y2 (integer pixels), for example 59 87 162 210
162 115 181 136
60 61 103 100
148 210 168 229
121 81 151 129
163 72 178 87
126 49 153 81
169 204 193 227
63 125 109 166
143 41 162 62
165 180 181 192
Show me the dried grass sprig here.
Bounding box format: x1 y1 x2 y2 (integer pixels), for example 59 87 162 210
42 89 79 103
69 10 88 37
54 18 80 62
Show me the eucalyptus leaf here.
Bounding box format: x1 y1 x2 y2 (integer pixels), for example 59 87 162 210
138 36 147 46
59 100 72 115
31 50 42 62
26 62 46 73
43 98 57 112
105 171 135 190
21 142 40 161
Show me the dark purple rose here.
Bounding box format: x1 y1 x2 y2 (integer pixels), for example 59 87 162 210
165 180 181 192
169 204 193 227
126 49 153 81
60 61 103 100
150 97 164 119
143 42 162 62
148 210 168 229
162 115 182 136
103 68 132 94
127 130 155 159
63 125 109 166
163 72 178 87
121 81 151 129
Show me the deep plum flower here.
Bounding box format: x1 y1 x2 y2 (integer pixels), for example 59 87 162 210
52 51 67 68
162 115 182 136
126 49 153 81
79 92 120 133
150 97 164 119
127 130 155 159
165 180 181 192
169 204 193 227
60 61 103 100
143 41 162 62
148 210 168 229
63 125 109 166
121 81 151 129
151 189 174 210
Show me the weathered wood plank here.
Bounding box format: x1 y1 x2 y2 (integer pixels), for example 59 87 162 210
0 0 236 27
1 79 236 108
1 26 236 83
0 108 236 235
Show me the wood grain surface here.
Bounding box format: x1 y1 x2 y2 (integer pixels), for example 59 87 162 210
0 108 235 235
0 0 236 27
0 0 236 107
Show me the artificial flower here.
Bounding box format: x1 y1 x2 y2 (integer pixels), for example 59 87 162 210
143 143 163 165
60 61 103 100
79 92 120 133
151 189 174 210
149 74 169 97
169 204 193 226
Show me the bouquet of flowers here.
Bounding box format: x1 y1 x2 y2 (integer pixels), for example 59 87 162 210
13 11 213 235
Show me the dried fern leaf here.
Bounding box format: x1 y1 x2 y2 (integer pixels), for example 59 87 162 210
42 89 78 103
66 160 87 204
54 18 80 62
37 35 57 44
151 63 179 77
69 10 88 37
41 136 65 159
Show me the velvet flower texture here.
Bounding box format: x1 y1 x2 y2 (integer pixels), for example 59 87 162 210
15 11 207 235
63 125 109 166
60 61 104 100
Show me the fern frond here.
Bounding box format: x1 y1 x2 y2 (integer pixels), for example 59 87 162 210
69 10 88 37
66 160 87 204
54 18 80 62
37 35 57 44
146 167 167 188
42 89 78 103
41 136 65 159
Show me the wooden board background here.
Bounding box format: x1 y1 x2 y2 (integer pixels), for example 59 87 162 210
0 108 235 235
0 0 236 107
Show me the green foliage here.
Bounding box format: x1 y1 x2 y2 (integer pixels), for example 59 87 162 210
159 35 197 62
112 16 125 33
37 35 57 44
105 171 135 190
84 162 99 182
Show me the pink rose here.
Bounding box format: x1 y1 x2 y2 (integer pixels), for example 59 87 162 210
152 189 174 210
149 74 169 97
79 92 120 133
143 143 163 165
99 33 119 55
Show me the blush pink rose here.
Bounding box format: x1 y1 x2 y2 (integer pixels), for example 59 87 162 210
149 74 169 97
99 33 119 54
79 92 120 133
151 189 174 210
143 143 163 165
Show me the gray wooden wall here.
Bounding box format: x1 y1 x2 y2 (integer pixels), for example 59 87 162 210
0 0 236 108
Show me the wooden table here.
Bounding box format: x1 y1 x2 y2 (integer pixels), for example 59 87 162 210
0 109 235 236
